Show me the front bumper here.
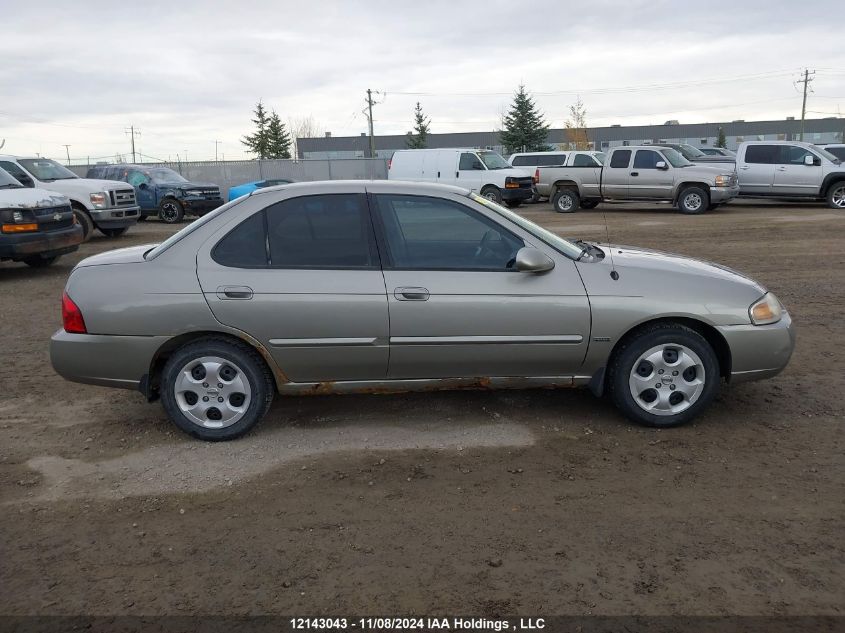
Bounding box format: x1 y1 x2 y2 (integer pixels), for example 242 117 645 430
90 206 141 228
717 311 795 383
711 184 741 203
0 225 83 261
50 330 170 390
501 187 533 202
182 197 224 216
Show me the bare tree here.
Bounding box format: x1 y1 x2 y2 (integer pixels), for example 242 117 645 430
288 116 325 158
565 97 590 150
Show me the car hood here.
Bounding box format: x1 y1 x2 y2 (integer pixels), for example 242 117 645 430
39 178 134 194
575 243 767 326
75 244 156 268
0 187 70 208
159 181 218 189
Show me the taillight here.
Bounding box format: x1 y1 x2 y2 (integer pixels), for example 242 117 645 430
388 158 392 170
62 291 87 334
534 168 540 184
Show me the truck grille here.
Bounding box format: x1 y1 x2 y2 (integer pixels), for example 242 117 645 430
33 205 74 231
188 188 221 198
109 189 137 207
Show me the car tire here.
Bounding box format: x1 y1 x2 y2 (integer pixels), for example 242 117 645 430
137 215 147 222
580 199 600 209
480 186 503 204
23 256 58 268
826 181 845 209
161 337 275 441
100 227 129 238
505 200 522 208
159 199 185 224
72 206 95 242
608 323 720 429
552 188 580 213
678 186 709 214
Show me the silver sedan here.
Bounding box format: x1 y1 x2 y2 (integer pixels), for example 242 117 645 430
51 181 795 440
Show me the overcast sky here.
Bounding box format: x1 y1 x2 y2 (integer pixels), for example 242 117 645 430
1 0 843 162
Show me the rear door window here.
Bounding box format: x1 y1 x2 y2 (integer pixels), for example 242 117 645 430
744 145 779 164
609 150 632 168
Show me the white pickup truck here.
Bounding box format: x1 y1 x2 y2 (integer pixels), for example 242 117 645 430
536 145 739 214
733 141 845 209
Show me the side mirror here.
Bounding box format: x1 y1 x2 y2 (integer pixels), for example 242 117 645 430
804 155 815 166
138 182 149 190
655 161 668 170
515 247 555 273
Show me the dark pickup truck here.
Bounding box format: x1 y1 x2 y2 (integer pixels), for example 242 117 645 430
0 167 83 267
87 164 223 223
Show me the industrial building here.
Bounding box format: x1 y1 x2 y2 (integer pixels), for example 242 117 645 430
297 117 845 159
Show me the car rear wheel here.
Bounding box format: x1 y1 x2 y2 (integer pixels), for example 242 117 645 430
480 186 503 204
552 188 580 213
827 182 845 209
608 323 720 428
159 200 184 224
72 207 94 242
678 186 709 214
23 256 58 268
100 227 129 238
161 338 274 441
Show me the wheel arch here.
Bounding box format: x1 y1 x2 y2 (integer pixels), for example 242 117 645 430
141 330 285 401
820 175 845 197
674 182 711 204
551 180 580 196
590 316 731 397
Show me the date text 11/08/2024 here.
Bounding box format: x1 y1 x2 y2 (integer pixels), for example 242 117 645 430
289 617 546 631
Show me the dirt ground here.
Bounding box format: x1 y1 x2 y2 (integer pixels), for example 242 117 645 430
0 200 842 618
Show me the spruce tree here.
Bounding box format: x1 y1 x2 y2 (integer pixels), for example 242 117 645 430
241 101 271 159
407 102 431 149
499 85 550 154
267 111 292 159
716 127 727 149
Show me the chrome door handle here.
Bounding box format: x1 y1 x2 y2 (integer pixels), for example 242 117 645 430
739 165 750 170
217 285 253 300
394 287 430 301
776 166 786 171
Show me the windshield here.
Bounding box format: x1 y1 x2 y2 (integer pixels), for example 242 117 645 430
815 147 841 164
477 151 510 170
661 148 692 168
469 192 584 259
145 197 243 259
594 152 606 165
147 168 188 184
0 167 23 189
18 159 78 182
678 143 706 159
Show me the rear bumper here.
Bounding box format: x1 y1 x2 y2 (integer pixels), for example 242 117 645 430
501 187 533 201
50 330 169 390
90 206 140 228
182 198 223 216
0 226 83 261
711 184 741 203
717 311 795 383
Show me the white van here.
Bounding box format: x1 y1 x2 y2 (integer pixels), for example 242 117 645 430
388 148 534 207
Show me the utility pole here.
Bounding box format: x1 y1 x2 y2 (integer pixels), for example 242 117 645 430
214 140 222 162
797 68 815 142
62 144 71 165
365 89 376 158
125 125 141 162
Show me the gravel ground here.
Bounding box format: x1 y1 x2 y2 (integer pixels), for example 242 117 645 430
0 200 843 617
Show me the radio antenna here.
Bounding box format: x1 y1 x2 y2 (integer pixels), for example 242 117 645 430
602 206 619 280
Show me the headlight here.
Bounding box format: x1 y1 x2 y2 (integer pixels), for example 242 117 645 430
89 192 108 208
714 174 733 187
749 292 783 325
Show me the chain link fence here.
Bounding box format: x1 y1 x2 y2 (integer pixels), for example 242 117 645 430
68 158 388 198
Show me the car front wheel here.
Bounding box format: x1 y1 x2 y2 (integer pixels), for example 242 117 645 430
608 323 720 428
678 186 709 214
159 200 185 223
161 338 274 441
827 182 845 209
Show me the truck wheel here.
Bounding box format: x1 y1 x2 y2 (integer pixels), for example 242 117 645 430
72 206 94 242
100 227 129 238
678 187 709 214
161 337 275 441
552 189 580 213
580 199 600 209
827 182 845 209
480 186 503 204
23 256 58 268
607 322 720 428
159 199 184 224
505 200 522 208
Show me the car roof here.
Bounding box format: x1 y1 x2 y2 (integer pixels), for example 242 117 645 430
251 179 470 198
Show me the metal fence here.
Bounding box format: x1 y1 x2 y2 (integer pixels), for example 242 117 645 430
68 158 389 198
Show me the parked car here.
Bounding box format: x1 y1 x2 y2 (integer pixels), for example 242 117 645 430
87 164 223 223
0 155 139 240
0 166 83 267
526 151 606 202
51 181 794 441
699 147 736 157
389 148 533 207
819 144 845 161
536 146 739 214
734 141 845 209
654 143 735 168
228 178 294 201
509 151 605 202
